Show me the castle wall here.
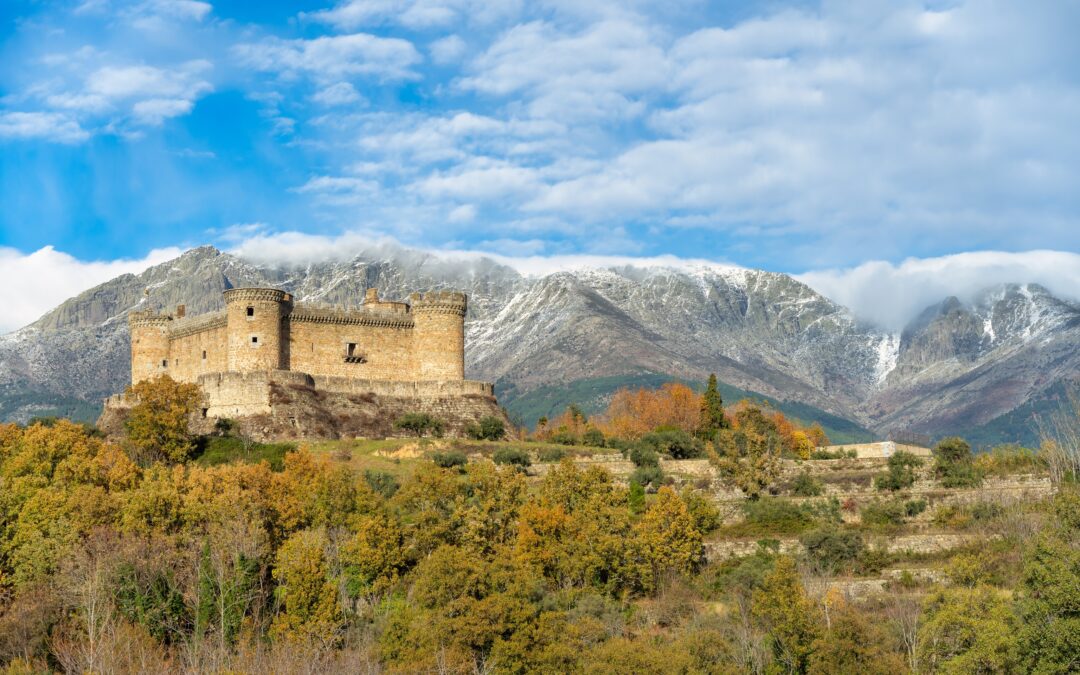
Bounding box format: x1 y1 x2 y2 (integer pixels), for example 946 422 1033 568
411 291 466 381
287 314 417 380
224 288 289 372
166 313 228 382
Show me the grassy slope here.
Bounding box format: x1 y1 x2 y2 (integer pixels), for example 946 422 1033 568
498 372 876 444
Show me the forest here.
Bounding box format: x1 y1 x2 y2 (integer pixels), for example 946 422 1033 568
0 375 1077 674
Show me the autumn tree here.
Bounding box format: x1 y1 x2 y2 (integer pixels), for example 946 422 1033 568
808 599 905 674
125 375 202 463
917 585 1019 674
270 528 342 644
635 487 703 589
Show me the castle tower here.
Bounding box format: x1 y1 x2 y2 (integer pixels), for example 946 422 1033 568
128 310 171 384
409 291 467 380
223 288 291 372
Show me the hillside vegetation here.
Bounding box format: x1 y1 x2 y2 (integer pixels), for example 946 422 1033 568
0 377 1078 674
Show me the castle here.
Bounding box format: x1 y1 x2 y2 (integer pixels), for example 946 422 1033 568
103 287 504 439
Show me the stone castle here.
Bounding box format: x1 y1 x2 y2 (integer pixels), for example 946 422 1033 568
103 287 504 439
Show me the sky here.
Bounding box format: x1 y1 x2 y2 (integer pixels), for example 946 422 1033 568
0 0 1078 332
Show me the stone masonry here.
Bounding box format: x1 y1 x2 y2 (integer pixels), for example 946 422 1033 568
105 286 504 439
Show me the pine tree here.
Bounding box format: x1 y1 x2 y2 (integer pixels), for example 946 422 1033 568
699 374 727 440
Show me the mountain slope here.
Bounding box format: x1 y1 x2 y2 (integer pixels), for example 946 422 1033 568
0 245 1075 443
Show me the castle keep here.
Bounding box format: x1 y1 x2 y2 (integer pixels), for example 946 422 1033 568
106 287 503 439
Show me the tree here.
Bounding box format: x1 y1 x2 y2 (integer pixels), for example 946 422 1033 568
125 375 202 463
917 585 1019 674
699 374 727 440
874 451 922 491
270 529 341 644
808 600 906 674
466 416 506 441
635 487 703 589
752 555 821 673
934 437 983 488
709 424 782 499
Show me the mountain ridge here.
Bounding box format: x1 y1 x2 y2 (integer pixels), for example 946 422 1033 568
1 244 1076 444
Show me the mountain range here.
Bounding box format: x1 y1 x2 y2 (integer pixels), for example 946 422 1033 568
1 244 1076 446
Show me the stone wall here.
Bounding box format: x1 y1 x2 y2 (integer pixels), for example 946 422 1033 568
289 317 416 380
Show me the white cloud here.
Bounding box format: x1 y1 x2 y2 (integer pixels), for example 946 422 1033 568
132 97 193 124
87 61 212 100
0 112 89 143
234 34 421 83
429 35 466 64
0 246 183 334
798 251 1080 331
306 0 522 30
447 203 476 223
312 82 365 106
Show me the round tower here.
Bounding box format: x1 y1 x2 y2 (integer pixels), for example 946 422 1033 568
410 291 467 381
129 310 171 384
223 288 291 372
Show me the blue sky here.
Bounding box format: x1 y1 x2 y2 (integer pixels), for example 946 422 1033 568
0 0 1078 331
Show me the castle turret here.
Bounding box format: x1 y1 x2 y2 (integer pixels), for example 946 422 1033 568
409 291 467 381
129 310 171 384
223 288 291 372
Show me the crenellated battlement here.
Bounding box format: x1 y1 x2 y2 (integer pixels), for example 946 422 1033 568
126 286 469 387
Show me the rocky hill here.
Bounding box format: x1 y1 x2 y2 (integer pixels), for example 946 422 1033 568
0 245 1076 444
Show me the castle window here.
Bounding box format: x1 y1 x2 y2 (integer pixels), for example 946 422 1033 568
201 408 208 418
202 350 207 360
246 306 254 317
347 343 357 357
161 359 167 368
344 342 365 363
251 336 258 344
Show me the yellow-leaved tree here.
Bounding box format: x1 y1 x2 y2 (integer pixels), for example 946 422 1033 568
125 375 202 463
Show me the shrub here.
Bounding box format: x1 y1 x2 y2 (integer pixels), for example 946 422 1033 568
537 446 566 463
331 446 353 462
681 488 722 534
874 451 922 491
854 547 894 576
743 498 817 534
800 527 864 574
549 431 579 446
628 480 646 515
934 436 983 488
493 447 532 469
631 465 664 491
465 416 507 441
364 469 400 498
791 471 824 497
974 444 1045 476
431 450 467 469
629 445 660 468
904 499 927 518
394 413 445 438
810 448 857 460
214 417 236 436
860 499 908 528
582 427 606 447
640 429 702 459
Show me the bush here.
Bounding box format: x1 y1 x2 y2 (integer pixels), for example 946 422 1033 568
640 429 702 459
631 465 664 491
934 436 983 488
874 451 922 491
810 448 857 460
331 446 353 462
791 471 824 497
394 413 445 438
932 501 1005 529
904 499 927 518
742 498 826 535
974 444 1046 476
431 450 467 469
860 499 909 528
629 445 660 468
214 417 236 436
364 469 400 498
537 446 566 463
582 427 606 447
465 416 507 441
681 488 721 534
801 527 865 574
549 431 579 446
493 447 532 469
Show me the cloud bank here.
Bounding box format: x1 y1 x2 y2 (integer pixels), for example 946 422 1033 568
798 251 1080 331
0 246 182 334
2 237 1077 335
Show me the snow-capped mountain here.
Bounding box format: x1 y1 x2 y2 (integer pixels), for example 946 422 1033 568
1 245 1076 443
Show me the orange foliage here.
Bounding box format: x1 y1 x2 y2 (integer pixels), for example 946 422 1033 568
594 383 702 440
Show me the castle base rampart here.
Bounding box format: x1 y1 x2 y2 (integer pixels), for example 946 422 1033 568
100 370 505 442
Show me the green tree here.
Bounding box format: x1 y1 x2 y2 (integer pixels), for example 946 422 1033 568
874 451 922 491
917 585 1019 674
710 427 782 499
753 555 821 673
393 412 444 438
125 375 202 463
466 415 507 441
699 373 727 439
1016 488 1080 674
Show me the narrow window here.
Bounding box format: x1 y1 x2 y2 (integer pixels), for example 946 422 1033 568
202 350 207 360
161 359 168 367
252 336 258 344
347 342 357 357
246 306 254 317
201 408 208 418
